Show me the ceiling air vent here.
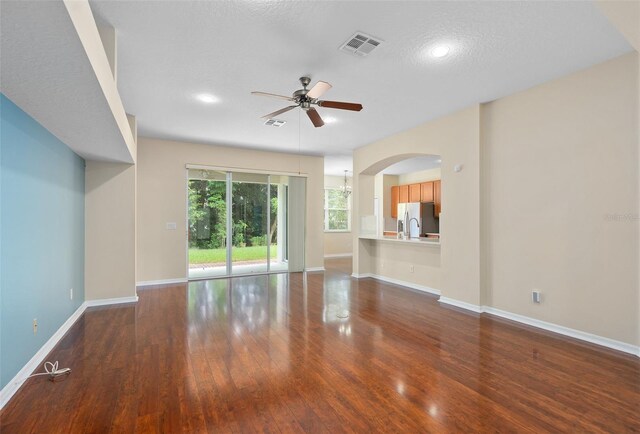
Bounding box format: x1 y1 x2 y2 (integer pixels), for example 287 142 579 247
340 32 383 57
264 119 286 127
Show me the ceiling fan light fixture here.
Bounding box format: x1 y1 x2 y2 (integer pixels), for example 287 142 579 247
251 77 362 128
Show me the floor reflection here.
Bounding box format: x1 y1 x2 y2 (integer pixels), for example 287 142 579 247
12 258 627 433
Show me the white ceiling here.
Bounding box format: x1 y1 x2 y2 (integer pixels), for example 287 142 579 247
324 155 354 177
89 0 631 172
382 156 441 175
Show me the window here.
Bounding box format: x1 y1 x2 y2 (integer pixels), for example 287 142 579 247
324 189 351 232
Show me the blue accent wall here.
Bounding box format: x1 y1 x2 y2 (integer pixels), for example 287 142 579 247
1 94 85 389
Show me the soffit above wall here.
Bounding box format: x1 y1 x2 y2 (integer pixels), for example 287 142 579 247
1 1 134 163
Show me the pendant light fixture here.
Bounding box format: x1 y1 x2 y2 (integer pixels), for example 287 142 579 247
341 170 352 199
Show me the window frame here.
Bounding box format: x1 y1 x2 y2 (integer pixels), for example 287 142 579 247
324 188 352 233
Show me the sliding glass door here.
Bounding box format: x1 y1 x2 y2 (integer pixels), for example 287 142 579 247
188 170 228 279
188 168 302 279
231 173 269 275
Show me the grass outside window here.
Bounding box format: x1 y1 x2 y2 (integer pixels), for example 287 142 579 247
189 245 277 264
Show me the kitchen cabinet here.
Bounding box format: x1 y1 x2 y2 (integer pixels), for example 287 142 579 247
420 182 434 203
399 185 409 204
391 186 399 218
390 180 441 218
433 180 441 217
409 183 421 202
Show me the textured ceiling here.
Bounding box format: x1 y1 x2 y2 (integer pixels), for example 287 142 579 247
90 0 631 171
1 1 133 163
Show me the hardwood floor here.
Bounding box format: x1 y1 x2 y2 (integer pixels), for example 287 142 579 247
1 259 639 433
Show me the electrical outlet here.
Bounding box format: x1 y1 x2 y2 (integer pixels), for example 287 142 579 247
70 288 73 300
532 290 541 304
33 319 38 335
381 262 384 269
410 265 414 273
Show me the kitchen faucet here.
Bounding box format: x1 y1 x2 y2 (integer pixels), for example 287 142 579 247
408 217 420 238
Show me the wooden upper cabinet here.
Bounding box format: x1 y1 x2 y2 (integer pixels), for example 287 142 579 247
420 182 434 203
433 180 441 217
392 180 441 217
399 185 409 204
409 183 421 202
390 186 399 218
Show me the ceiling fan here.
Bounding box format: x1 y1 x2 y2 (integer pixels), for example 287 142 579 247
251 76 363 128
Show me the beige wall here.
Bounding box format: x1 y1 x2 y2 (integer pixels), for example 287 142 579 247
596 0 640 357
353 105 481 305
324 232 353 256
324 175 353 256
137 138 324 281
353 52 639 346
398 167 441 185
85 161 136 300
482 52 638 346
368 240 442 290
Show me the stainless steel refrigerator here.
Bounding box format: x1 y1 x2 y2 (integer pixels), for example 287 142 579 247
397 202 439 238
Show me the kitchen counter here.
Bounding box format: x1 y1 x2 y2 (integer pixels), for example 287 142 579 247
359 235 441 247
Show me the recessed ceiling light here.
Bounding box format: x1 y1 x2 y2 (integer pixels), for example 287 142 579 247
195 93 218 104
324 116 337 124
430 45 450 58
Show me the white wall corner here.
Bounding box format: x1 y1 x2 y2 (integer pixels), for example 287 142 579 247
127 113 137 148
96 25 117 82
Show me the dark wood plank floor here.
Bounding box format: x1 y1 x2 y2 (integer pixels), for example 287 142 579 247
2 258 639 433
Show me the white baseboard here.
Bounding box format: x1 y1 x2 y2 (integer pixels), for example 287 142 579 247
369 274 441 296
1 302 87 409
1 295 140 410
351 272 372 279
304 267 325 272
438 296 483 313
437 297 639 357
482 306 640 357
137 278 187 287
85 296 139 307
324 253 353 258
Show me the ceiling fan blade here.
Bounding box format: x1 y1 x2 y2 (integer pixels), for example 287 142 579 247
261 105 298 119
251 91 295 101
306 81 332 99
317 100 363 111
306 108 325 128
